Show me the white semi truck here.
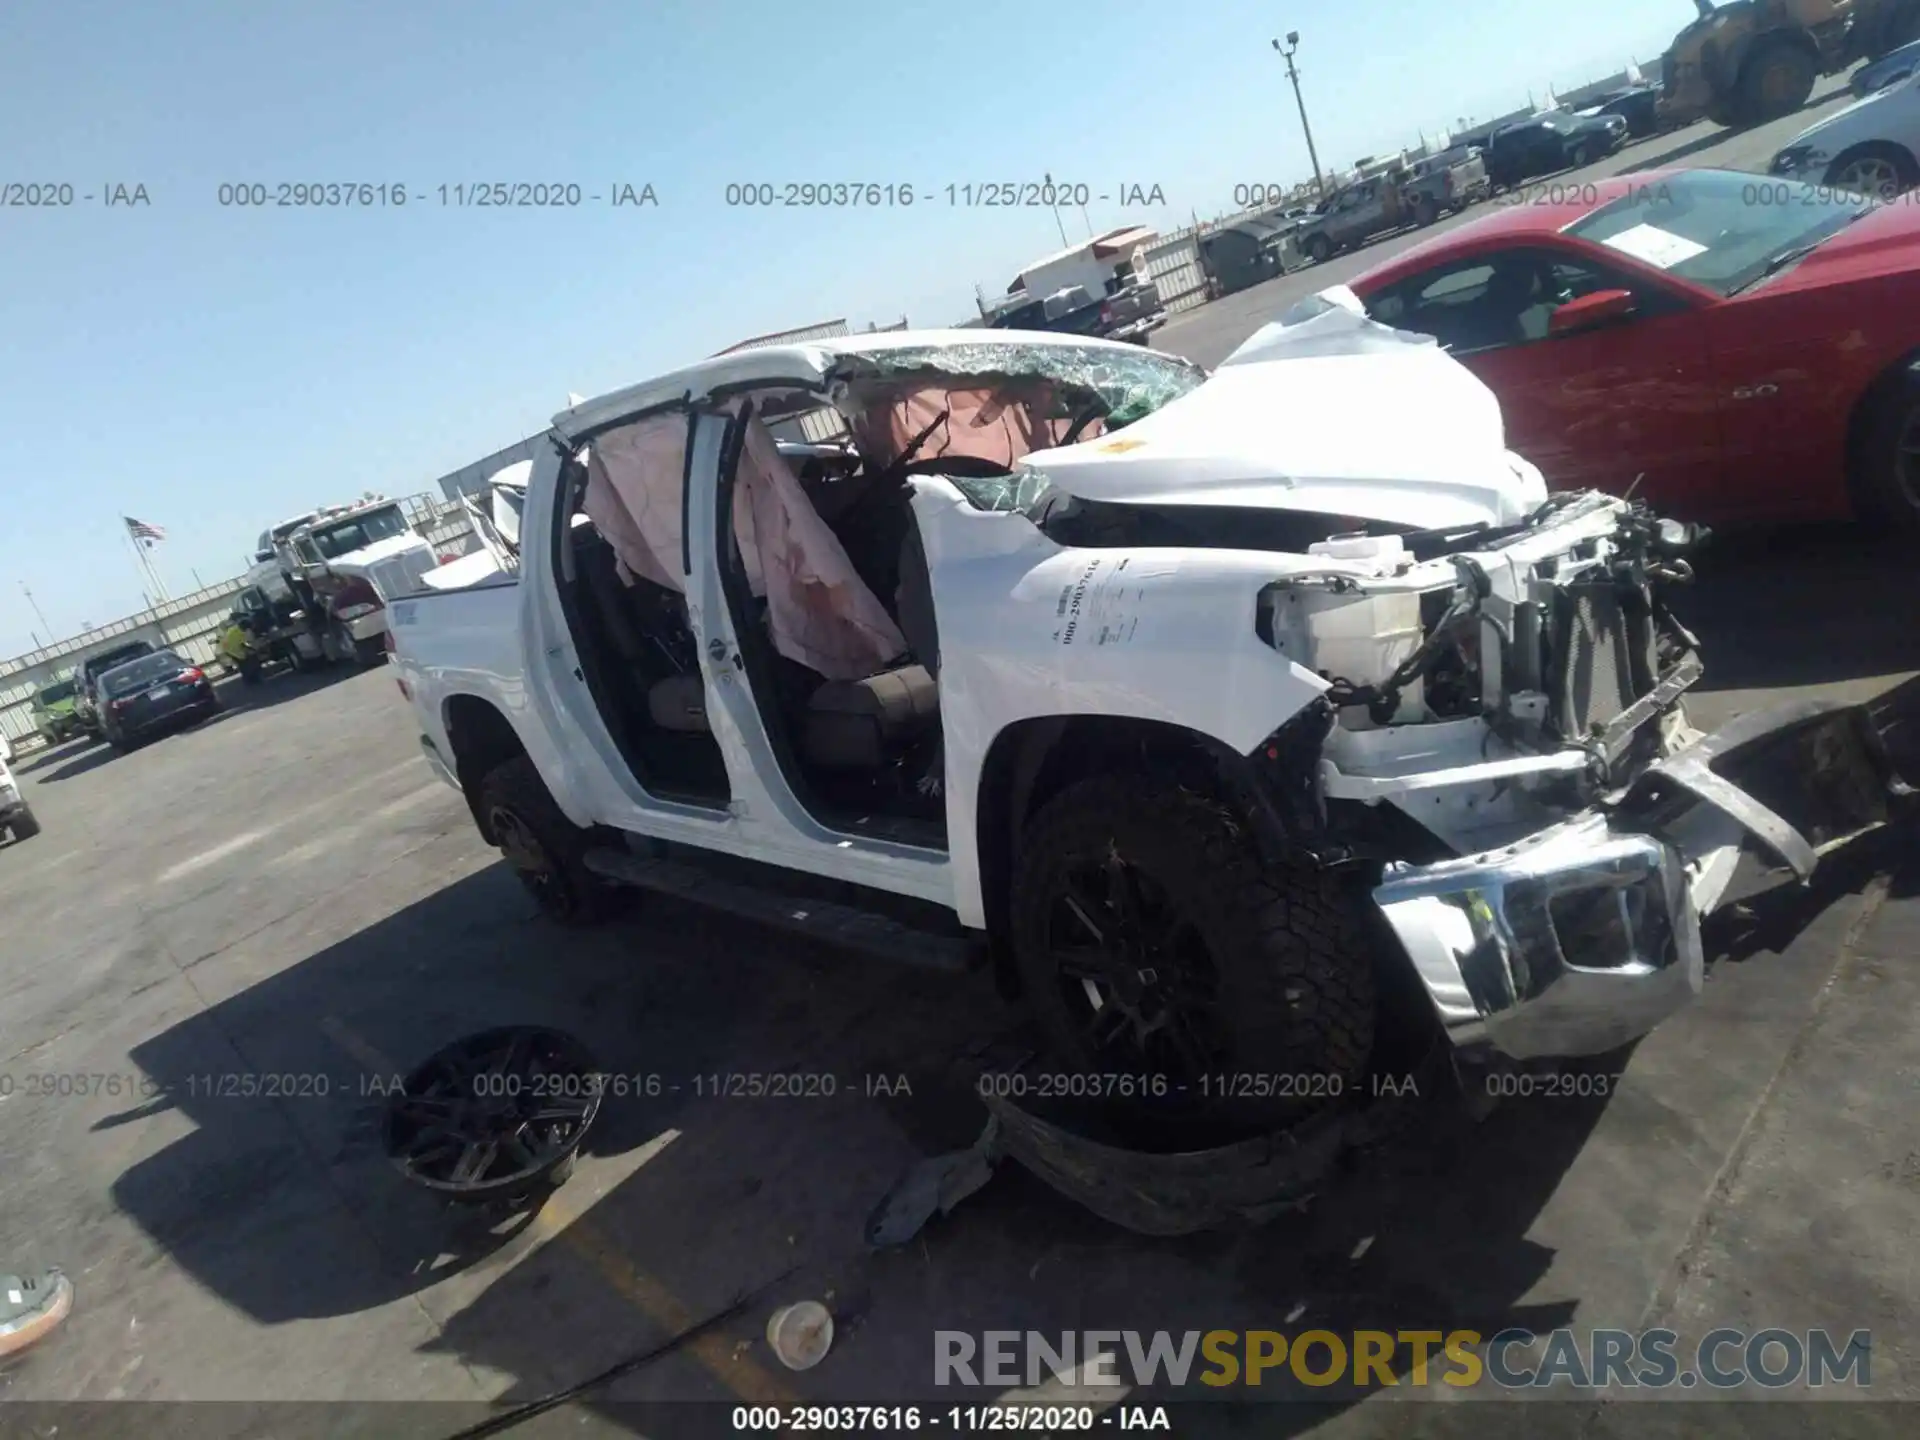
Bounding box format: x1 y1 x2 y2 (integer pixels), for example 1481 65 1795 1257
232 497 441 675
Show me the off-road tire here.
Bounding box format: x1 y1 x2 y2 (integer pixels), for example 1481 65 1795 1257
476 755 616 927
1738 43 1816 125
354 636 386 667
1413 197 1439 227
1304 233 1332 265
1010 778 1376 1128
6 807 40 841
1856 383 1920 534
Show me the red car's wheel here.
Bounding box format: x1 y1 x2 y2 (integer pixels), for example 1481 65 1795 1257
1860 387 1920 533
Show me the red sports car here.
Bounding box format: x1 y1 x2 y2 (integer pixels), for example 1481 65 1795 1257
1346 168 1920 528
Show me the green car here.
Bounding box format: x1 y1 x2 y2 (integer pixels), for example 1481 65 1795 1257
29 677 82 745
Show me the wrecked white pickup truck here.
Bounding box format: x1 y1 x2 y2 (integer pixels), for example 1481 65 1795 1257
388 293 1916 1178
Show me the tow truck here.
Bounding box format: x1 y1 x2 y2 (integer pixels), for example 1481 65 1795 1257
232 497 441 675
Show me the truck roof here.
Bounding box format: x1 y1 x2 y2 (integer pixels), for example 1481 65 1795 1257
293 496 401 533
552 328 1166 445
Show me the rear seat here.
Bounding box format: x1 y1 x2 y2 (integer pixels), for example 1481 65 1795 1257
800 666 937 770
646 658 939 769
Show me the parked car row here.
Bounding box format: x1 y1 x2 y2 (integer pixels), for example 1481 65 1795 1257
1218 106 1632 289
18 638 227 772
1482 108 1628 190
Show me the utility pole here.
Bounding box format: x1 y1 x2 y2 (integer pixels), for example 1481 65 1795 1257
20 582 50 637
1273 32 1326 198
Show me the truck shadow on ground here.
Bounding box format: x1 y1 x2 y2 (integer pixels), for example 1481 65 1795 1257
210 659 383 716
102 836 1909 1434
1675 524 1920 696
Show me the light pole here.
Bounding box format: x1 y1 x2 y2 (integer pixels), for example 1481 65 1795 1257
20 582 51 636
1272 32 1326 198
1042 171 1069 247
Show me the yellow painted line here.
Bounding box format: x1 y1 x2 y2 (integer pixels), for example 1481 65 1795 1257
533 1186 800 1407
319 1014 799 1407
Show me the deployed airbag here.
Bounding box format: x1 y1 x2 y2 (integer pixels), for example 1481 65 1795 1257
583 411 906 681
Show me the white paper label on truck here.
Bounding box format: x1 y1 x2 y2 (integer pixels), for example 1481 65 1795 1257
1600 223 1708 270
1052 554 1181 649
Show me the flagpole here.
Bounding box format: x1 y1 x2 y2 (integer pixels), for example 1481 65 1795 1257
121 518 152 604
147 543 170 603
121 519 169 607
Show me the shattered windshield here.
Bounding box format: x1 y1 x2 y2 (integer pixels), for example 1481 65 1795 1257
835 342 1206 428
947 471 1060 515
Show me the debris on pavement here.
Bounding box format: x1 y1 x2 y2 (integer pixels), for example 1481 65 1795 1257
865 1116 1005 1248
766 1299 835 1371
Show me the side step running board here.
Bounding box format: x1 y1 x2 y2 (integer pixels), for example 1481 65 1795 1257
581 848 985 974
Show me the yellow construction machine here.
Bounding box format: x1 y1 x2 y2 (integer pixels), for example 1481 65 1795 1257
1656 0 1920 128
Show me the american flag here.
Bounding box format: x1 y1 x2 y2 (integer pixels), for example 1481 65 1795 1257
124 516 167 545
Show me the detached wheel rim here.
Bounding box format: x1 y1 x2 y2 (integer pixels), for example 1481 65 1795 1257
489 804 573 916
384 1026 601 1200
1836 155 1901 200
1046 846 1225 1080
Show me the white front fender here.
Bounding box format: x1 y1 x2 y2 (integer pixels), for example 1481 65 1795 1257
912 482 1330 929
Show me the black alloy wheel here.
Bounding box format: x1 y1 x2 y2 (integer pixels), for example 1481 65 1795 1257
384 1026 601 1203
1043 848 1227 1083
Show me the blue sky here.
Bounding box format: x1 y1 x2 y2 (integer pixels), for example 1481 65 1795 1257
1 0 1685 656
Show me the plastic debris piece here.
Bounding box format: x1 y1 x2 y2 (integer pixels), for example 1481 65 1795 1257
865 1116 1004 1248
766 1300 834 1371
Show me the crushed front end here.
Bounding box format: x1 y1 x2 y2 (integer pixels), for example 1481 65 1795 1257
1251 492 1919 1062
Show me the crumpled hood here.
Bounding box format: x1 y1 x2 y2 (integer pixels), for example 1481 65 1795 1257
1024 288 1547 530
324 531 440 603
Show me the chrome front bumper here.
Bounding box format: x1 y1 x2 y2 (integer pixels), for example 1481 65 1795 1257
1374 679 1918 1061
